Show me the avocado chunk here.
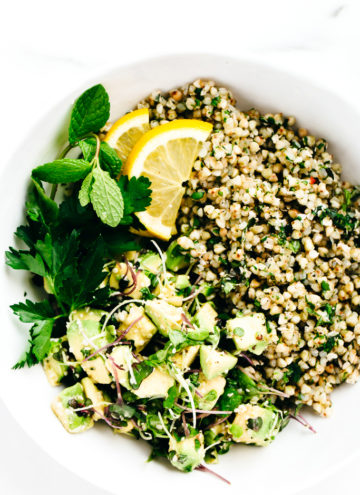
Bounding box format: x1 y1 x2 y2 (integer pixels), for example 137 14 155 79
165 240 190 272
43 339 68 386
120 304 157 351
175 274 191 290
133 366 175 399
169 433 205 472
67 309 115 384
123 250 138 262
230 404 282 446
200 345 237 380
198 282 216 299
192 303 217 337
195 373 226 411
139 251 162 274
226 313 270 355
114 422 134 436
153 279 184 307
106 345 134 389
70 307 107 322
81 377 105 421
145 299 183 336
109 262 151 299
51 383 94 433
171 345 199 371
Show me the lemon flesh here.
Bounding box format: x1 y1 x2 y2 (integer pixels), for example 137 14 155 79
104 108 150 163
125 120 212 240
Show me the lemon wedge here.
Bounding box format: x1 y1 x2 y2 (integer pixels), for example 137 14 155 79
104 108 150 163
125 119 212 240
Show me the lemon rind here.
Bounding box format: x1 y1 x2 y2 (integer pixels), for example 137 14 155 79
104 108 150 147
125 120 212 177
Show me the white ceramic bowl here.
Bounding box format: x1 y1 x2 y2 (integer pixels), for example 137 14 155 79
1 54 359 495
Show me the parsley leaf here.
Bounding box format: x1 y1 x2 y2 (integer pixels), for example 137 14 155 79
289 240 301 254
321 281 330 293
31 319 54 361
283 361 302 384
306 297 318 317
316 303 336 326
342 189 352 211
10 299 54 323
27 179 58 226
314 206 358 232
118 176 152 224
320 335 338 353
12 340 38 370
10 300 56 367
5 248 46 276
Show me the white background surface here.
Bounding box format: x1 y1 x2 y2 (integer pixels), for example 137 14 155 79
1 0 359 493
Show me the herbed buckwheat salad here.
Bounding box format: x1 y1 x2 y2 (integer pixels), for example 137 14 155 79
7 79 360 482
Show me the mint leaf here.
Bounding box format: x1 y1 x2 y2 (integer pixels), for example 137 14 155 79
32 319 54 361
79 172 93 207
90 167 124 227
68 84 110 144
79 138 98 161
33 159 92 184
118 176 152 224
11 299 54 323
79 138 122 178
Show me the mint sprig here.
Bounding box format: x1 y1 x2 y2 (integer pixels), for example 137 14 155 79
79 138 122 178
30 84 152 228
32 84 127 227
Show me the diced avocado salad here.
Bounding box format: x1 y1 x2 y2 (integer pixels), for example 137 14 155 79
7 82 325 483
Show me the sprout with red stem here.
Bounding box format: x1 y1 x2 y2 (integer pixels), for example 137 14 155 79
182 412 190 437
205 414 230 430
181 313 194 328
108 356 123 405
196 464 231 485
122 258 138 296
176 403 233 415
290 412 317 434
82 316 143 363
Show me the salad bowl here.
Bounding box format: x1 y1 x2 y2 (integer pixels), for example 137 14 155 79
1 53 360 495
